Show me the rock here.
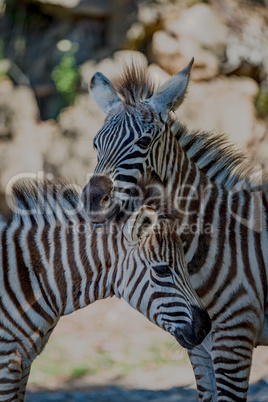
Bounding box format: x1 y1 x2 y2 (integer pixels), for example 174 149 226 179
124 1 162 49
0 80 14 140
176 76 259 149
44 94 101 187
210 0 268 83
0 120 56 194
151 30 219 80
0 80 46 192
151 3 229 80
138 4 160 26
0 78 103 194
0 80 39 132
146 65 259 149
151 30 186 76
252 121 268 172
125 22 147 49
148 64 171 85
224 21 268 79
167 4 228 50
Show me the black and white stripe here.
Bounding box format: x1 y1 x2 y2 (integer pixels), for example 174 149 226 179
88 58 268 401
0 179 208 401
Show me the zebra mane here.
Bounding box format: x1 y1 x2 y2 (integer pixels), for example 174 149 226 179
172 121 264 190
5 175 174 226
113 57 155 106
5 179 83 224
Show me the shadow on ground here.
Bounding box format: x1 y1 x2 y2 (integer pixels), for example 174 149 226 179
25 379 268 402
25 385 197 402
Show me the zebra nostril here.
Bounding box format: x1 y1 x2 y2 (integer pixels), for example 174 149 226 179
197 328 207 342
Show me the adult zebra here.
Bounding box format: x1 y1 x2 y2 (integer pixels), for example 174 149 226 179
84 55 268 401
0 177 210 401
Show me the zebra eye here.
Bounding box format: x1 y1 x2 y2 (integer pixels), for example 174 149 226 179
153 264 171 277
137 136 151 148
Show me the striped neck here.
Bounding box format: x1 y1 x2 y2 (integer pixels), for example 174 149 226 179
149 123 214 233
4 212 118 318
4 180 193 322
0 181 129 318
148 122 268 315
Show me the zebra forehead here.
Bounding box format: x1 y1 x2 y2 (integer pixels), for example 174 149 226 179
99 106 153 141
113 60 156 106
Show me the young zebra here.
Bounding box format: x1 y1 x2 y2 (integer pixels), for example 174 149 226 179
0 178 210 401
84 56 268 401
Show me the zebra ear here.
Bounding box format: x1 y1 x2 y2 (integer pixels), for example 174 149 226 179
90 72 122 114
132 206 158 242
148 58 194 119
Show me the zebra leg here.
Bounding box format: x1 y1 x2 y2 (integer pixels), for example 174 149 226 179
0 350 22 401
18 364 31 401
188 344 217 401
211 337 253 401
257 313 268 345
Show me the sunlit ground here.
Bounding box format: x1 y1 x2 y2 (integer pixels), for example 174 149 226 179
27 297 268 393
28 297 194 392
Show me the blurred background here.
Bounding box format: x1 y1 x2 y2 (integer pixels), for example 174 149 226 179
1 0 268 400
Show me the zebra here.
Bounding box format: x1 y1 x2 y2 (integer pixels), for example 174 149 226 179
83 55 268 401
0 177 210 401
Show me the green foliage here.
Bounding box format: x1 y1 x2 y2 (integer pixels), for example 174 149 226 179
255 85 268 117
0 0 6 14
51 52 79 105
0 40 8 81
71 365 94 378
96 351 116 371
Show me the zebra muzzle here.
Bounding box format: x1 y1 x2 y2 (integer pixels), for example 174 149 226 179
82 175 120 224
173 307 211 350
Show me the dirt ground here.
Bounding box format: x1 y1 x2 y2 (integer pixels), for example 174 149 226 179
25 297 268 401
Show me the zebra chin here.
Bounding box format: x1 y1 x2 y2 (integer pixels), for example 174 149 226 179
172 306 211 350
87 203 121 226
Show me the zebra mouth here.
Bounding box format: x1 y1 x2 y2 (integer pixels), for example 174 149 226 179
172 306 211 350
88 204 121 226
172 330 195 350
172 322 210 350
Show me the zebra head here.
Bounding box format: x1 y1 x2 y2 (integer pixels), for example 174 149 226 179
82 57 194 224
119 205 211 350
